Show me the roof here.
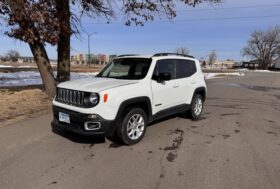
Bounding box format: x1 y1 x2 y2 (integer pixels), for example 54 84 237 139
116 54 152 59
116 53 196 59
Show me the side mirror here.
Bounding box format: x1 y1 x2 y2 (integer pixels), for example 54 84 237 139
157 72 171 82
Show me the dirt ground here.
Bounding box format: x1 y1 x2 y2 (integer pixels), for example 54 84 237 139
0 72 280 189
0 88 52 127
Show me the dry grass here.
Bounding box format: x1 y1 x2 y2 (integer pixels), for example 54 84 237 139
0 88 52 127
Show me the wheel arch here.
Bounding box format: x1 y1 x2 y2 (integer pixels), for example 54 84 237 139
107 96 152 137
192 87 206 101
117 97 152 120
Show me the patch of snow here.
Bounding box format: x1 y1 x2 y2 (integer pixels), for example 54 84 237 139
236 68 249 72
253 70 272 73
0 71 100 87
204 72 245 80
77 72 99 76
0 65 13 68
18 66 34 68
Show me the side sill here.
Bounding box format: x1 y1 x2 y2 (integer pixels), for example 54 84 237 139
150 104 190 123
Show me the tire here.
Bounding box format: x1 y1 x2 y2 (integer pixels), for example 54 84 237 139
116 107 148 145
190 94 204 120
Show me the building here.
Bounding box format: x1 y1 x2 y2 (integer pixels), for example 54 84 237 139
84 53 95 63
233 62 243 69
212 60 236 69
17 57 35 63
241 60 259 69
97 54 109 65
71 54 85 64
71 53 111 65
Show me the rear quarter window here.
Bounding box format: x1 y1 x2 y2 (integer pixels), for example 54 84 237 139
176 59 197 79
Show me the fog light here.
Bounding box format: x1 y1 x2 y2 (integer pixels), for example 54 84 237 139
88 114 98 119
84 122 101 131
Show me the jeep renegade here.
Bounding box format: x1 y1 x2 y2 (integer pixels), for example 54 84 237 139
52 53 207 145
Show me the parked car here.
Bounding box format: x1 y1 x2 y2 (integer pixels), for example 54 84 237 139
52 53 207 145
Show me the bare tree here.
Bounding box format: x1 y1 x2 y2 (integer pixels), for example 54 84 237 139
0 0 221 97
175 47 190 55
208 50 217 67
6 50 20 62
242 26 280 69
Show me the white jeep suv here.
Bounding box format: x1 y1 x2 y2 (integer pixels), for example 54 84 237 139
52 53 207 145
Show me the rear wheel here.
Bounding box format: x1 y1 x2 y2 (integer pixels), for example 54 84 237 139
113 108 147 145
190 94 204 120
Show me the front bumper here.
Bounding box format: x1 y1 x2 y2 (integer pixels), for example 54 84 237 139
51 106 115 136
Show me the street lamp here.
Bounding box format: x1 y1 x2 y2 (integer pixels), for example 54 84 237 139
84 31 97 68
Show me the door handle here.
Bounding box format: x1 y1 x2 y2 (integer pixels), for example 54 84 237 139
173 84 179 88
191 81 197 84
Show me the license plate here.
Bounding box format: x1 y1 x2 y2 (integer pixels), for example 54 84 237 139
59 112 70 124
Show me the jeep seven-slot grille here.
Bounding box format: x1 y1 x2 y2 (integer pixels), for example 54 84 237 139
56 88 85 107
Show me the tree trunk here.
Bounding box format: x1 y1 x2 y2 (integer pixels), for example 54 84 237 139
29 42 56 97
56 0 71 83
259 60 271 70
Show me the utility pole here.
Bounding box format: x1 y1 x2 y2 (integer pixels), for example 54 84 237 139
85 31 97 68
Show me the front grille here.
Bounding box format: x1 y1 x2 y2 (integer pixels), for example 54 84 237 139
56 88 85 107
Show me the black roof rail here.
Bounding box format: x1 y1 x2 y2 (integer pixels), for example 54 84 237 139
152 53 194 59
117 54 139 57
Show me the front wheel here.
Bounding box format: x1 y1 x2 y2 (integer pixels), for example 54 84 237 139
117 108 148 145
190 94 204 120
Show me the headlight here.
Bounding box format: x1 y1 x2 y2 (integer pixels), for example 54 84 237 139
89 93 99 105
84 92 99 107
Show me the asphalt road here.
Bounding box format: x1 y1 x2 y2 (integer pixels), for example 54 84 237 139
1 72 280 189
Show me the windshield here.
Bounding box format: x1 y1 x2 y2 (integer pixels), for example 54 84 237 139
96 58 152 80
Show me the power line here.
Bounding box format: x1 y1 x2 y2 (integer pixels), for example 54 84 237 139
111 4 280 16
175 4 280 12
83 14 280 25
160 15 280 23
81 4 280 25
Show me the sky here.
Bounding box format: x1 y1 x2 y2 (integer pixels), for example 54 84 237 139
0 0 280 61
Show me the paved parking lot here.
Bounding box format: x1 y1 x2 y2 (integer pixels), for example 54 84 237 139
0 72 280 189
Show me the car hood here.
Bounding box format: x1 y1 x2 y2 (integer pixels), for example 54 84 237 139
57 77 138 92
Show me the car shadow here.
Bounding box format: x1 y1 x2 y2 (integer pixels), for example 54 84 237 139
51 112 206 145
52 125 106 144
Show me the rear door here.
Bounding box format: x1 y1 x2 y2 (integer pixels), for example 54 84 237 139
175 59 198 104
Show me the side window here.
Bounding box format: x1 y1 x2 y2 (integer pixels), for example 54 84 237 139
152 59 176 80
176 59 197 79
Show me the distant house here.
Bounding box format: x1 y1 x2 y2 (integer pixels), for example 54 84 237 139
213 60 236 69
242 60 259 70
18 57 34 63
97 54 109 65
71 53 85 64
233 62 243 69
